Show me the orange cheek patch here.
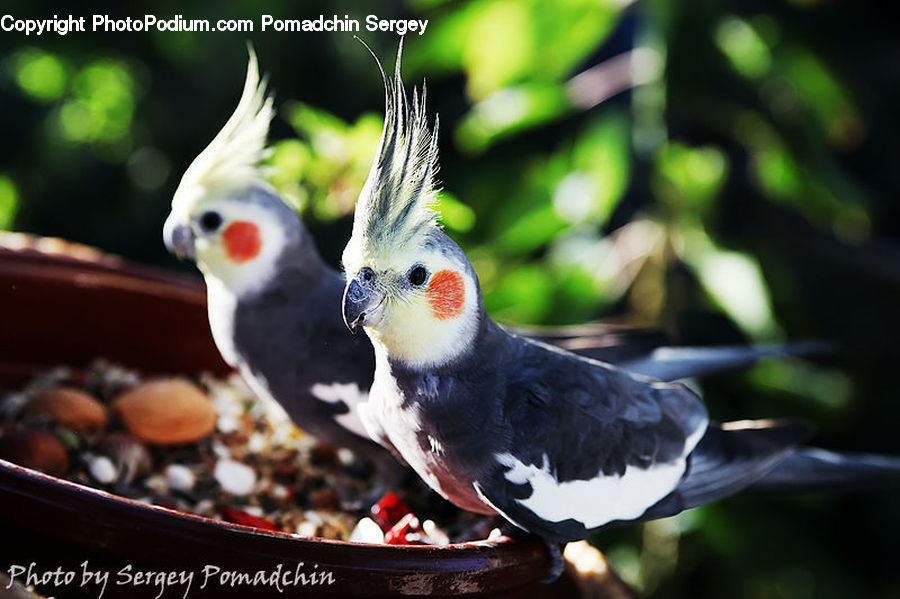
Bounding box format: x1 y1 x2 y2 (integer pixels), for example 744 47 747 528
426 270 466 320
222 221 262 263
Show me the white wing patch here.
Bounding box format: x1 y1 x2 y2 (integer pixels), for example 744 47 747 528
310 382 371 440
495 422 707 529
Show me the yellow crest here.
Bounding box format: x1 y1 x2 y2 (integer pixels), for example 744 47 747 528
171 45 275 215
345 41 441 269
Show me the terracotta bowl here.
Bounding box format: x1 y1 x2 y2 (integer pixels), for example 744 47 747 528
0 237 553 598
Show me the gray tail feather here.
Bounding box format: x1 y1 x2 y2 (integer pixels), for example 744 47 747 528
641 420 813 521
748 447 900 493
514 323 670 364
621 340 834 382
642 421 900 523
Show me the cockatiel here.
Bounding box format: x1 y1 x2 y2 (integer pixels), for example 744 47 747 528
340 57 900 575
161 48 821 480
162 49 398 474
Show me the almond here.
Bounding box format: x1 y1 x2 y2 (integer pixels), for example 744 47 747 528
25 387 108 432
112 379 215 445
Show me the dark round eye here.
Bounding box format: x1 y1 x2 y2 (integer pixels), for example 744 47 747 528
361 267 375 282
198 211 223 232
408 265 428 286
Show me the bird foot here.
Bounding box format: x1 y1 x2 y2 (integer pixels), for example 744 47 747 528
495 523 565 583
540 541 566 583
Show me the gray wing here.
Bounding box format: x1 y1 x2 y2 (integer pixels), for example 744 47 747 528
514 324 831 382
476 338 709 543
234 270 387 459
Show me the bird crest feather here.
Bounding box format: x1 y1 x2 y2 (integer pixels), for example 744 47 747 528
172 45 275 213
347 40 441 267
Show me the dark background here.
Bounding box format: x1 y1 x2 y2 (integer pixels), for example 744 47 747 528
2 1 899 596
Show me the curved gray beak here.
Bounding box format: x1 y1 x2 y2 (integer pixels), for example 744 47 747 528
163 216 195 260
342 272 384 333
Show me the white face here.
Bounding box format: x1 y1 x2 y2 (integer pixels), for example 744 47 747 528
164 189 288 298
343 241 481 370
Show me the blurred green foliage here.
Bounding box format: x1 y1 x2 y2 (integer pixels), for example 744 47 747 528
2 0 900 596
270 101 383 219
0 175 18 229
9 48 138 157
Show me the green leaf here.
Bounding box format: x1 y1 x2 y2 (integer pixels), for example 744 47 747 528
753 143 802 199
552 267 608 324
13 48 67 103
286 102 348 135
435 192 476 232
715 16 773 79
747 359 853 412
53 59 136 151
553 115 629 225
416 0 623 100
0 176 19 230
455 83 569 153
269 139 311 183
780 48 862 147
655 142 728 216
462 0 535 99
483 263 554 324
683 227 780 339
496 203 567 254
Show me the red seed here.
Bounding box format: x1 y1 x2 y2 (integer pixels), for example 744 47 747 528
385 513 422 545
219 506 281 532
370 492 411 531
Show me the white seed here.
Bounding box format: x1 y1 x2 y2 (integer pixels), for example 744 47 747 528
303 511 324 524
216 414 240 434
165 464 196 492
349 517 386 544
89 455 118 485
214 459 256 496
247 432 266 453
212 440 231 459
211 386 243 434
144 473 169 494
422 519 450 545
336 448 356 466
270 484 290 501
194 499 215 516
296 521 319 537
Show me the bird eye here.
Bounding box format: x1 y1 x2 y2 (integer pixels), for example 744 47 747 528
361 267 375 283
408 265 428 286
198 211 223 233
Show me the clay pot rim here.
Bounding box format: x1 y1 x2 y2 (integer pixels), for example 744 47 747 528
0 456 536 555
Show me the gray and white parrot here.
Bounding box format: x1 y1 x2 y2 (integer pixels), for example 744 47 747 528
161 49 822 478
340 58 900 575
161 50 398 472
